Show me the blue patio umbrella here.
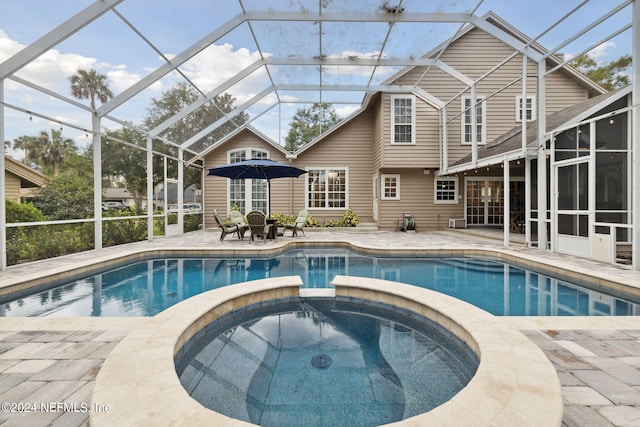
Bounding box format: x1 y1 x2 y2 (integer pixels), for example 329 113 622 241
207 158 307 215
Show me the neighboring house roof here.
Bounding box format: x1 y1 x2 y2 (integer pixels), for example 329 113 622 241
103 187 136 200
157 183 201 203
4 156 46 188
448 85 631 170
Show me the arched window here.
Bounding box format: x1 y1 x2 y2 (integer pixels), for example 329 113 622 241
228 149 269 213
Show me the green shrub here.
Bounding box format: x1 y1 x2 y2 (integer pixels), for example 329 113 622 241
102 211 148 246
341 208 359 227
184 213 202 232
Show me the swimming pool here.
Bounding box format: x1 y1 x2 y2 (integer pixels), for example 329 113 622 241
175 298 479 427
2 247 638 317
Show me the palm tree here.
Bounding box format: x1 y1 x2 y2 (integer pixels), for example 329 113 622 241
37 129 77 176
69 68 114 110
13 135 41 168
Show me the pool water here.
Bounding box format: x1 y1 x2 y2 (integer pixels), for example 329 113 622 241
2 248 638 317
175 298 479 427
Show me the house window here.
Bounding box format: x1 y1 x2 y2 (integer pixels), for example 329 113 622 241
516 96 536 122
391 95 415 144
435 178 458 204
228 148 268 212
381 174 400 200
462 96 486 145
307 168 347 209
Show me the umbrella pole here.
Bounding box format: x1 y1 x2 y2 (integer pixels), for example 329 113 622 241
267 179 271 218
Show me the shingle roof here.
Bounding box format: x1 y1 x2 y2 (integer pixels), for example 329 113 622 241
449 86 631 168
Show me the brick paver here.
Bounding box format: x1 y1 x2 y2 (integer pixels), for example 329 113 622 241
524 330 640 427
0 330 126 427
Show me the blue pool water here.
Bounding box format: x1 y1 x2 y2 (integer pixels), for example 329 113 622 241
2 247 638 317
175 298 479 427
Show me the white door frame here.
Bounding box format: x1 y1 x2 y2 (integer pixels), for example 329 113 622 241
553 156 592 258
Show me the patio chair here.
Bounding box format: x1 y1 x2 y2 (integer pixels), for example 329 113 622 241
213 209 239 241
229 209 248 239
282 209 309 237
246 210 273 244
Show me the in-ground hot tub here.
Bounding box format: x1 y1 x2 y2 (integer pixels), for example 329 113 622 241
90 276 563 426
175 297 479 427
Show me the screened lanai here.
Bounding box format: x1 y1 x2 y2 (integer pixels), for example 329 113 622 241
0 0 638 270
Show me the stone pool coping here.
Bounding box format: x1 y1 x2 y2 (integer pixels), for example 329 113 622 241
90 275 563 427
3 240 639 301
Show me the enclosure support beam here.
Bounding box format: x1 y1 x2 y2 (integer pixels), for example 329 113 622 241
0 80 6 271
147 136 154 242
92 114 102 251
537 60 548 252
177 149 184 235
504 158 510 248
632 0 640 270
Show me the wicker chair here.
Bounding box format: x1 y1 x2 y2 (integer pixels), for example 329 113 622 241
246 210 273 244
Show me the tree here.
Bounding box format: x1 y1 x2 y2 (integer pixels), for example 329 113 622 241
32 173 93 220
101 127 147 214
284 103 341 152
143 82 249 152
69 68 114 110
143 83 249 197
13 129 77 175
12 135 40 169
571 54 632 91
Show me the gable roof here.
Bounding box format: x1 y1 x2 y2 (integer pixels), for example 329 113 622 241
447 85 631 172
197 126 292 161
4 156 47 188
384 12 606 97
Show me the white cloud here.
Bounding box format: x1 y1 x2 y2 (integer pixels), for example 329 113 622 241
589 41 616 61
179 43 266 92
335 105 360 117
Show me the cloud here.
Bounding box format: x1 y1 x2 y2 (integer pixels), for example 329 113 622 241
335 105 360 117
589 40 616 61
179 43 266 93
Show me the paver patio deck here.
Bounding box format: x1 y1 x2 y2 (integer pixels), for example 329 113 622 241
0 228 638 426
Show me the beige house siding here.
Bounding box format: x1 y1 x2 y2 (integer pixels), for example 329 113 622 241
291 107 376 223
200 20 600 232
377 169 465 230
391 27 593 167
372 94 384 170
5 173 20 203
379 94 441 168
4 157 46 203
202 130 290 228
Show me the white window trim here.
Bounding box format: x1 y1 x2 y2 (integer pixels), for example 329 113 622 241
390 94 416 145
516 95 537 122
381 174 400 200
461 96 486 145
226 148 269 213
305 167 349 210
434 177 458 204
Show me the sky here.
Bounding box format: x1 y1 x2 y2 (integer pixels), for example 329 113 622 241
0 0 633 158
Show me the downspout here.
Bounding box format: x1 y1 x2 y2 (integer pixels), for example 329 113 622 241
471 84 478 167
